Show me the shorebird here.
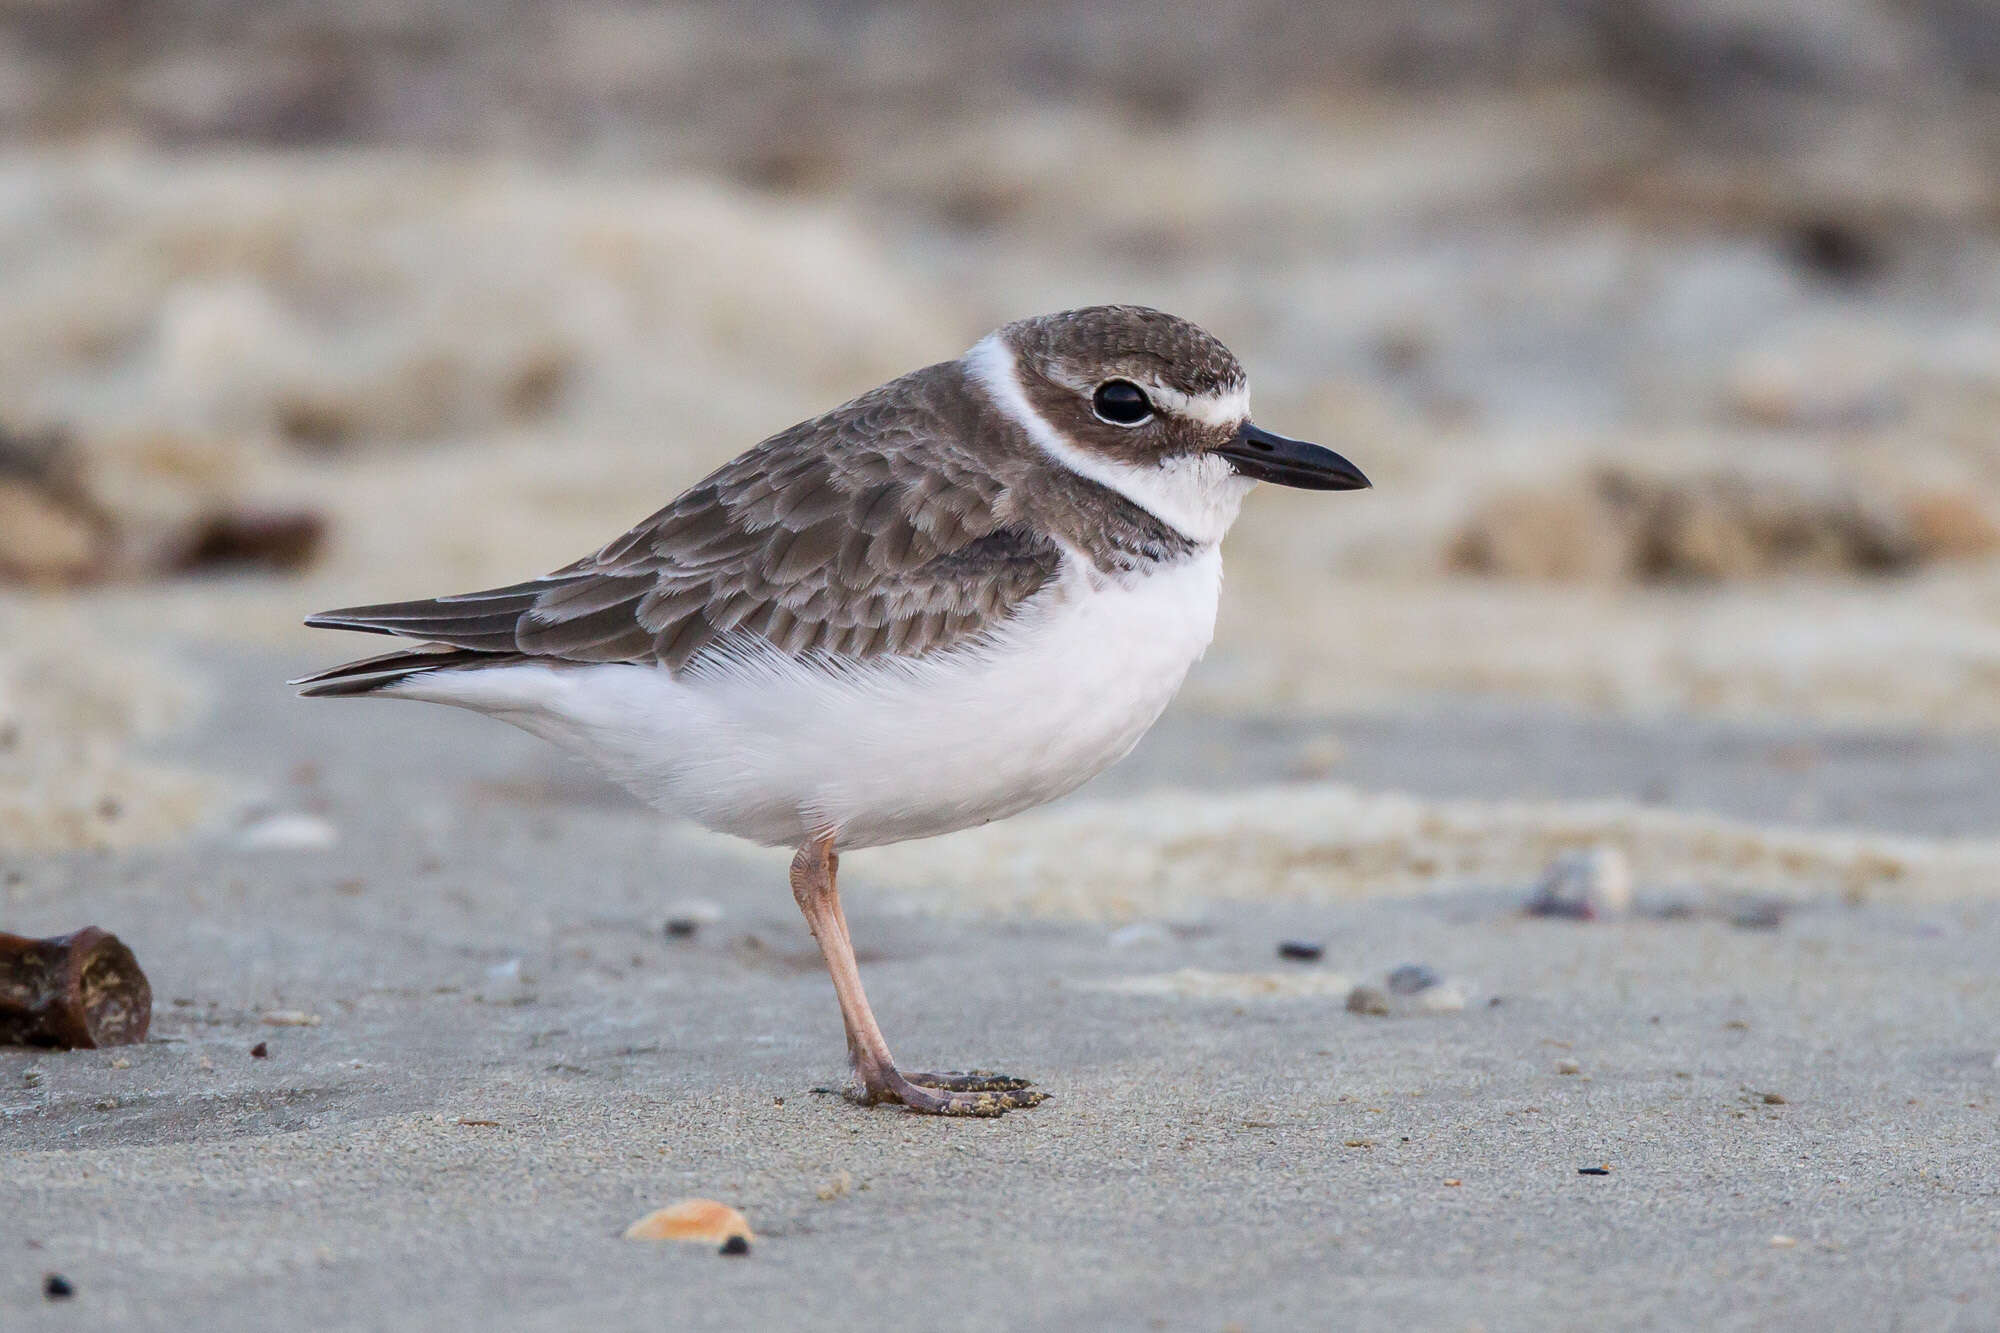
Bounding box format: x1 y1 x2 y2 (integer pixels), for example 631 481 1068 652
299 306 1368 1114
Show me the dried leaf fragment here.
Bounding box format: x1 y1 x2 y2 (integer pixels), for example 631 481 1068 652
624 1198 754 1246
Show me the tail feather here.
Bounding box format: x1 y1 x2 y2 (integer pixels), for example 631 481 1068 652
292 643 525 698
300 581 564 696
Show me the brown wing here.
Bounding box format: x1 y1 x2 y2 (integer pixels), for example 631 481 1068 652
301 364 1062 681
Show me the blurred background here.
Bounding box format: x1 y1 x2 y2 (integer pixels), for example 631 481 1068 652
6 0 2000 854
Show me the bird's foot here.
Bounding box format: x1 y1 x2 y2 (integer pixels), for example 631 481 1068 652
849 1068 1047 1116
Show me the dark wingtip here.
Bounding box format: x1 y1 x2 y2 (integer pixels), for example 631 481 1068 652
296 676 393 699
291 643 521 698
304 611 397 635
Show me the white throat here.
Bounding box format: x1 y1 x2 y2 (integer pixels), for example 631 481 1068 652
963 333 1255 549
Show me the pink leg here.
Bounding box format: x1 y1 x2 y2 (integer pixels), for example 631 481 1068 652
789 834 1045 1116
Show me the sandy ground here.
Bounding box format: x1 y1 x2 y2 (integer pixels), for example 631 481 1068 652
5 647 1999 1331
4 14 2000 1323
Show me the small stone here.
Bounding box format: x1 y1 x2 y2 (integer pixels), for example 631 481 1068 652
1276 939 1324 962
1554 1059 1582 1076
815 1170 853 1202
1526 847 1633 921
1728 899 1788 930
1770 1234 1798 1248
1345 985 1391 1016
1788 219 1882 284
718 1235 751 1256
260 1010 321 1027
1577 1166 1610 1176
43 1273 74 1300
250 1042 268 1058
1761 1090 1787 1105
1340 971 1472 1016
1386 964 1440 995
1443 1178 1462 1187
663 899 724 939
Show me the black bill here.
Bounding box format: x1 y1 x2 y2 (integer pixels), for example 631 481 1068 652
1215 422 1370 491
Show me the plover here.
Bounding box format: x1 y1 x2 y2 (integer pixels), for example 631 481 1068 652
299 306 1368 1115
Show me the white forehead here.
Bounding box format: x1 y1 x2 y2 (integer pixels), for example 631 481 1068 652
1142 381 1252 428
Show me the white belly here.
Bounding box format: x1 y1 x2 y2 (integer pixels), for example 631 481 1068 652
392 549 1224 849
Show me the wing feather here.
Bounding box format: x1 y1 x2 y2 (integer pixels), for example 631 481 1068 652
307 362 1060 679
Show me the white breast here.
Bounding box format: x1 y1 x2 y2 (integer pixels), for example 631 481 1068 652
388 550 1225 849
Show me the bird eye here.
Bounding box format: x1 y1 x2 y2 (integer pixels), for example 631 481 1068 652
1091 379 1153 426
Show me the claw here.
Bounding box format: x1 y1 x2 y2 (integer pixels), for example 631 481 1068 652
847 1069 1048 1116
902 1069 1038 1093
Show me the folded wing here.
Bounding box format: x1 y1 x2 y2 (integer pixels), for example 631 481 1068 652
299 368 1062 695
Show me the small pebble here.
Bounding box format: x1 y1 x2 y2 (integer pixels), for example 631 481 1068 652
719 1236 751 1256
1769 1234 1798 1248
1762 1091 1787 1105
1277 939 1324 962
1577 1166 1610 1176
260 1010 321 1027
1789 219 1882 283
1386 964 1440 995
250 1042 269 1059
1526 847 1633 921
1345 985 1391 1016
663 899 724 939
1554 1059 1582 1076
44 1274 74 1300
1728 899 1788 931
815 1170 853 1202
